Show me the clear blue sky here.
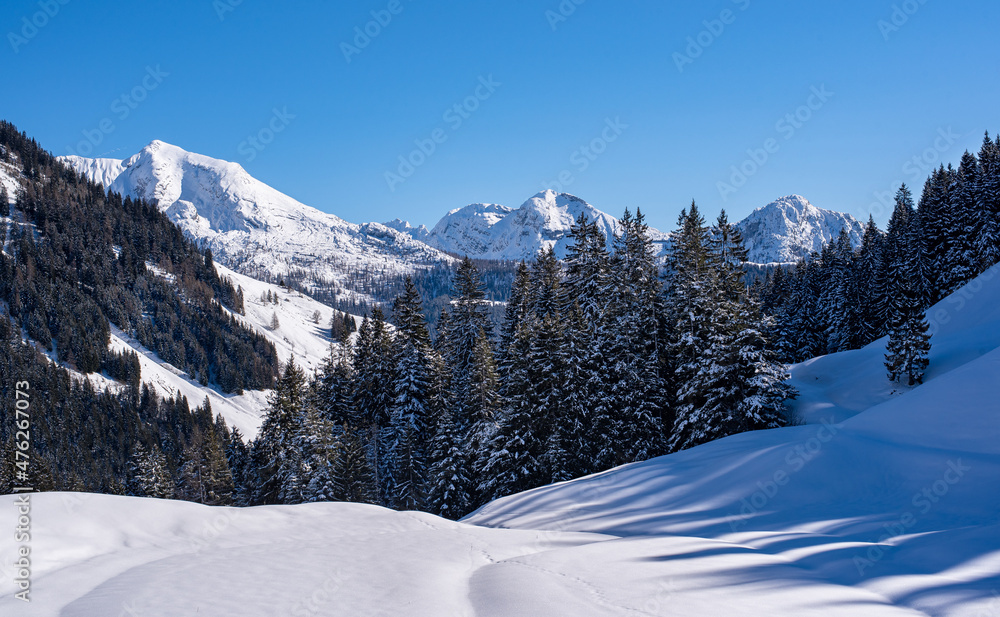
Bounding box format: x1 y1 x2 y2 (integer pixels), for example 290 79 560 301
3 0 997 231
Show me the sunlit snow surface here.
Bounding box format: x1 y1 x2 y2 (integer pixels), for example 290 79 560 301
3 216 1000 613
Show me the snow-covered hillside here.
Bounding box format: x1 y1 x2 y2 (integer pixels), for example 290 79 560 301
6 269 999 616
738 194 865 264
466 264 1000 616
101 262 352 437
59 141 453 305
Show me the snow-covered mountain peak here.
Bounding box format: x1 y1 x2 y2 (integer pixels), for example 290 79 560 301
422 192 626 260
59 142 452 304
737 194 864 264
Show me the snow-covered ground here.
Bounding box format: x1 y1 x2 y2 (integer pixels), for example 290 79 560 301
3 265 999 615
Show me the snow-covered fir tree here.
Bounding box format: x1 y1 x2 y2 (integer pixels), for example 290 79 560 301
885 275 932 387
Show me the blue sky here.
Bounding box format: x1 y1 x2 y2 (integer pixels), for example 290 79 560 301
3 0 997 231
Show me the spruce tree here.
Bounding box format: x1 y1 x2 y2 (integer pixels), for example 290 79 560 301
127 443 175 499
352 308 394 504
885 276 932 387
252 357 309 504
976 132 1000 268
385 278 434 511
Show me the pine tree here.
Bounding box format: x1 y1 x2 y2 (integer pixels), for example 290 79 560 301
496 261 530 383
252 357 309 504
127 443 175 499
948 152 981 287
664 203 718 451
385 278 433 511
315 333 354 427
885 275 931 387
0 185 9 217
600 208 665 466
331 426 377 503
270 311 280 331
880 186 916 329
226 427 254 506
975 132 1000 268
441 258 499 508
352 308 394 504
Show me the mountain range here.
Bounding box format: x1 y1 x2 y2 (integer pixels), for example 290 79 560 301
61 142 865 295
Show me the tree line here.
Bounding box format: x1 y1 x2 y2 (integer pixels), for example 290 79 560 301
236 208 792 518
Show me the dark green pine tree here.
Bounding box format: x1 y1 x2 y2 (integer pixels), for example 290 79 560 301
918 165 957 301
880 185 916 330
332 425 377 504
0 185 9 217
600 208 665 466
560 213 609 474
975 133 1000 268
226 427 254 506
352 307 394 504
386 278 434 511
443 258 499 508
127 443 175 499
885 275 932 387
425 330 467 517
315 332 354 427
480 313 549 501
664 202 718 452
495 261 530 384
857 215 886 343
252 357 309 505
949 151 982 287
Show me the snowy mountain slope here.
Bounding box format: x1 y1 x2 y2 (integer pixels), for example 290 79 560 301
737 194 865 264
59 141 453 304
788 262 1000 425
7 275 1000 616
425 202 514 257
4 152 347 438
465 267 1000 617
99 262 351 438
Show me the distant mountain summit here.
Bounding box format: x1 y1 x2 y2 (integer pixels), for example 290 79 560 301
60 141 451 303
63 142 864 286
736 195 865 264
421 192 638 261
